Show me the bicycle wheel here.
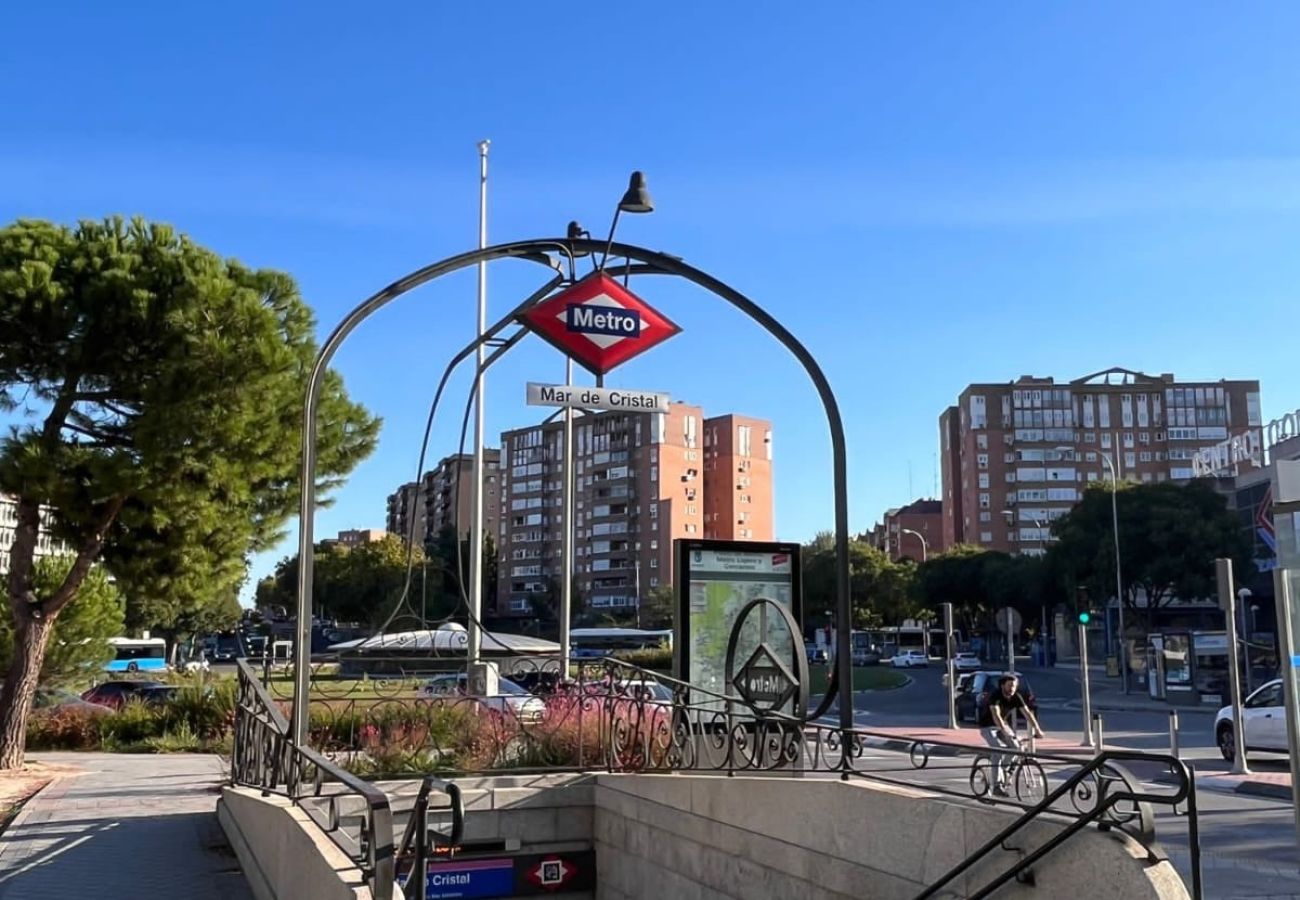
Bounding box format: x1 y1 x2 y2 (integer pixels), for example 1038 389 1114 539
969 755 994 798
1014 759 1048 805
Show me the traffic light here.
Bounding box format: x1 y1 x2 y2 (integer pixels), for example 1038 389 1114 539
1077 611 1091 625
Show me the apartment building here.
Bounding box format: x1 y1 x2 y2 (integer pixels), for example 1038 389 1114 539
866 499 945 561
0 494 73 575
940 368 1261 555
702 415 774 542
319 529 389 553
497 404 774 617
384 450 502 548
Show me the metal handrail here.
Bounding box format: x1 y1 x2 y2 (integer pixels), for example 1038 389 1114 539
915 749 1201 900
395 776 464 900
231 659 396 900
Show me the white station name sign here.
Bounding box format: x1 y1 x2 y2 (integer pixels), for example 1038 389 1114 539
525 382 670 413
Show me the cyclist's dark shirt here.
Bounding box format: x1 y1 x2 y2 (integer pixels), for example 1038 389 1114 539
979 690 1026 728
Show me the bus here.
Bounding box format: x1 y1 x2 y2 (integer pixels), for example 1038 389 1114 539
855 626 965 661
104 637 168 674
569 628 673 659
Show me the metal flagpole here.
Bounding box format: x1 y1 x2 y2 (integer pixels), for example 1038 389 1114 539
468 139 489 669
560 357 574 670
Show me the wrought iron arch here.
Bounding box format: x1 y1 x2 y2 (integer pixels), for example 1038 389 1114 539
292 237 852 752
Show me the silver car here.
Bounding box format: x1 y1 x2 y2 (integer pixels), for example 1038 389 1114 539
420 673 546 724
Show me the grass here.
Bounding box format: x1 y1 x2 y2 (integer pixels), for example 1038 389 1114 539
808 665 909 695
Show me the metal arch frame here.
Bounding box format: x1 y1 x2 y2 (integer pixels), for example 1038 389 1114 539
293 237 853 752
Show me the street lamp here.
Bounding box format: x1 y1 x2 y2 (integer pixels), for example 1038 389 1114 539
1099 450 1129 694
1239 587 1254 692
900 528 928 562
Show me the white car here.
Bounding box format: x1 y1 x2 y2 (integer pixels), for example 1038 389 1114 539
421 673 547 724
891 650 929 669
952 653 982 672
1215 678 1286 762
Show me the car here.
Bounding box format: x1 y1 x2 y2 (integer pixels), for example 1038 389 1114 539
32 688 112 715
134 685 182 707
421 673 546 724
853 649 882 667
954 671 1038 725
804 643 829 665
952 652 983 672
891 650 929 669
81 680 168 710
1215 678 1286 762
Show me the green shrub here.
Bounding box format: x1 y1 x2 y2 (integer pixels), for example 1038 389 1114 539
612 648 672 670
144 721 201 753
100 700 166 747
163 680 236 739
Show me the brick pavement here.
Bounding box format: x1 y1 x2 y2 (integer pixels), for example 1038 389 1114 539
0 752 252 899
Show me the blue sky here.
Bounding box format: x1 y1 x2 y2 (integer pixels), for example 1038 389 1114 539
3 3 1300 602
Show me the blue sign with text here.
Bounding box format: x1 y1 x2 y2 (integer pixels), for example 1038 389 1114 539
399 858 515 899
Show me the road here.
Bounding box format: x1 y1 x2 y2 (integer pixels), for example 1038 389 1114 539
832 662 1300 900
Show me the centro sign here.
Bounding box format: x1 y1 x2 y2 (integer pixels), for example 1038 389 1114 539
519 271 681 375
1193 406 1300 478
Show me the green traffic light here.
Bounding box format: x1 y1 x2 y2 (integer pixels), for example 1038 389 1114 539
1078 611 1091 625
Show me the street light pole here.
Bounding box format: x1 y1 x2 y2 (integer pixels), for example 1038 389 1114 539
900 528 928 562
467 138 490 669
1100 451 1129 694
560 356 574 668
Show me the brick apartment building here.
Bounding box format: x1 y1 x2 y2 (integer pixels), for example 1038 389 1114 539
319 529 389 553
866 499 945 561
497 404 774 617
0 494 72 576
385 451 502 548
940 368 1261 555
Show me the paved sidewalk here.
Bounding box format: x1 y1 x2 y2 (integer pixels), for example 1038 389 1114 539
867 724 1099 757
0 753 251 899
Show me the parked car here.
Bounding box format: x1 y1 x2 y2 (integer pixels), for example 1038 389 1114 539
805 643 829 665
421 673 546 724
32 688 112 715
952 652 983 672
853 649 882 667
891 650 929 669
1215 678 1286 762
134 685 182 707
81 680 168 710
954 671 1037 725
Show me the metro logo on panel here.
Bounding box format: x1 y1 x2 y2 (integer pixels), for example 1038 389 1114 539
519 272 681 376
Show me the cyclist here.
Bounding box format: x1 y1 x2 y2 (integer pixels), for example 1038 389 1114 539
979 674 1045 796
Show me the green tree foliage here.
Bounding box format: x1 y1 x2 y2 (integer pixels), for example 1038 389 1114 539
802 537 918 629
0 217 379 767
0 557 123 685
638 585 675 630
1048 480 1253 634
261 535 432 626
911 545 1049 636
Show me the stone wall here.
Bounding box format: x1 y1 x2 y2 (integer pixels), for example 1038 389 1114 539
592 774 1189 900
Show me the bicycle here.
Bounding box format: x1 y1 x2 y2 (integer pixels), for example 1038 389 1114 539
969 730 1048 804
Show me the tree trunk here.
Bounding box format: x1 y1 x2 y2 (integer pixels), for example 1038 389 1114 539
0 614 56 770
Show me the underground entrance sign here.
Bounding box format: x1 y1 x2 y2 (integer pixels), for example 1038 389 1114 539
518 271 681 375
397 850 595 898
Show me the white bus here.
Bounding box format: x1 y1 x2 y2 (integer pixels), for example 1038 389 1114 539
104 637 168 674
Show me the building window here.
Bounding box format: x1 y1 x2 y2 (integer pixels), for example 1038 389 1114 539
650 503 658 518
979 531 994 543
1139 451 1152 462
978 493 990 509
977 454 989 469
978 474 990 489
650 558 658 568
738 425 752 457
976 434 988 450
979 511 991 523
1101 433 1112 449
650 577 658 587
1125 452 1137 469
1139 432 1151 445
650 466 658 481
1084 432 1096 443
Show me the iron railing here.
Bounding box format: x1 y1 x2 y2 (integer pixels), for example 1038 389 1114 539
231 659 396 900
394 776 464 900
247 653 1202 899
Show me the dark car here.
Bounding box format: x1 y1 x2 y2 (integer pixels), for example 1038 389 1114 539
954 671 1037 725
81 680 167 710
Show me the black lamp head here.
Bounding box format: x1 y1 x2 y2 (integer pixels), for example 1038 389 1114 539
566 220 591 257
617 171 654 213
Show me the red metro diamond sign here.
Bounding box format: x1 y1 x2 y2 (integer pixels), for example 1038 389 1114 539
519 272 681 376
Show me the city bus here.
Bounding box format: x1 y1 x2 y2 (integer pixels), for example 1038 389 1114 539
104 637 168 674
569 628 673 659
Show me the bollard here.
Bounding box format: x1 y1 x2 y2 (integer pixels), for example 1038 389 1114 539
1092 712 1104 752
1169 709 1180 759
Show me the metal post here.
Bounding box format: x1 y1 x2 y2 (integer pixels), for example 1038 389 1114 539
1102 451 1129 694
467 139 490 668
1218 559 1250 775
1092 712 1104 750
1006 612 1015 670
634 559 642 629
1239 593 1253 693
943 603 957 729
1079 622 1095 748
1274 565 1300 851
1169 708 1180 758
559 357 574 669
